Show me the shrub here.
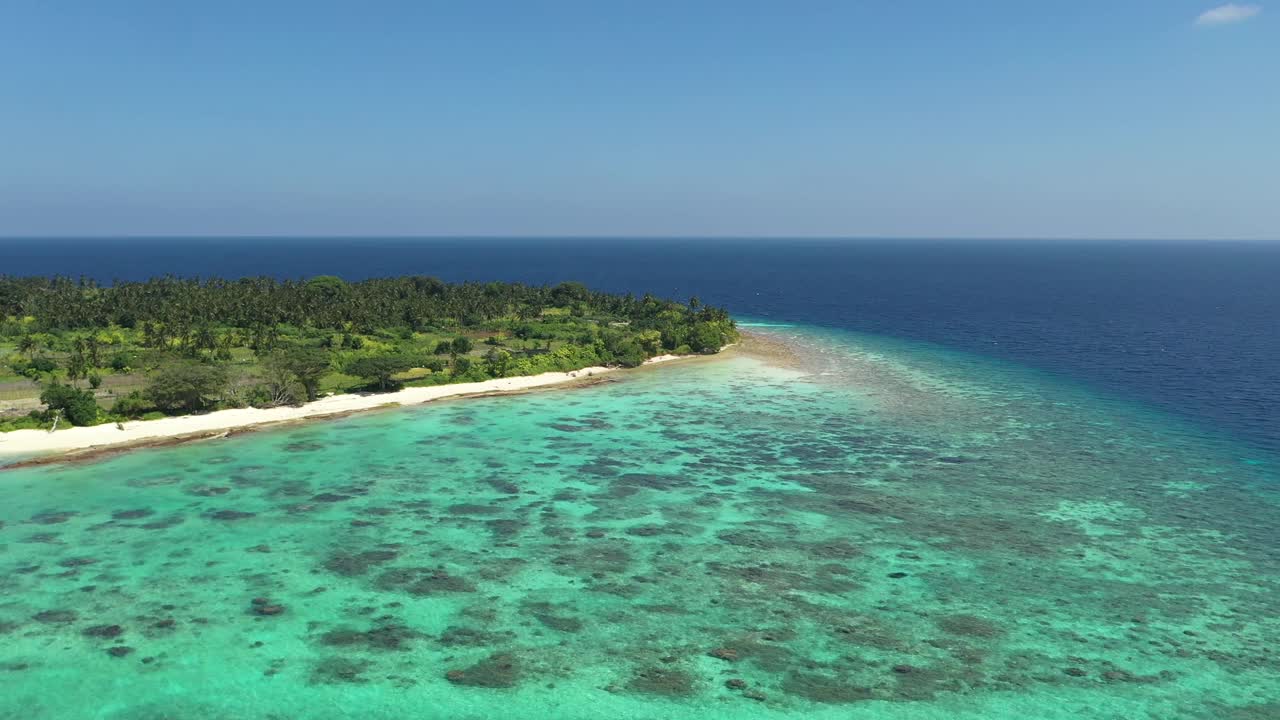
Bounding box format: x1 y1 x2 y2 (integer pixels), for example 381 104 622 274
454 365 489 383
613 340 646 368
109 351 135 371
111 391 153 418
0 412 49 427
16 355 57 378
40 382 100 426
483 348 512 377
0 413 50 432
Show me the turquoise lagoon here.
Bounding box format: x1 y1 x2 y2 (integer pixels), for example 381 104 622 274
1 326 1276 719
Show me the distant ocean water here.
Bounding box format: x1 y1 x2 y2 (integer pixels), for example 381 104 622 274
3 237 1278 456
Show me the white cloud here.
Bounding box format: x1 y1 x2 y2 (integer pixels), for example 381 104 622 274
1195 3 1263 26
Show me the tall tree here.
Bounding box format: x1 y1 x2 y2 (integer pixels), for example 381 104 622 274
264 346 332 402
345 355 415 392
146 362 230 412
18 335 38 358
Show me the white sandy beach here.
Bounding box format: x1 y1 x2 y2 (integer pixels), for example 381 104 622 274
0 355 690 461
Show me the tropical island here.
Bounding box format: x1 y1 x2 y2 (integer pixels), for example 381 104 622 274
0 275 737 455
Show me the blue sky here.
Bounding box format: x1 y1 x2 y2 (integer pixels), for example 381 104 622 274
0 2 1275 238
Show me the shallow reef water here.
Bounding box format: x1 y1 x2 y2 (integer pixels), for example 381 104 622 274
1 326 1277 720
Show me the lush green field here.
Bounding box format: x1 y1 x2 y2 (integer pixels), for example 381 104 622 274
0 276 738 432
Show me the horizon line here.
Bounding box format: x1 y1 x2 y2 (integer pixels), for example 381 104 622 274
1 235 1277 243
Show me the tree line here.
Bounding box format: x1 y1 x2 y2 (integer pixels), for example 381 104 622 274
1 275 739 431
0 276 732 335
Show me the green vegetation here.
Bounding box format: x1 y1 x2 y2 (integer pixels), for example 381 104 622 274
145 361 231 413
0 275 738 431
38 383 100 426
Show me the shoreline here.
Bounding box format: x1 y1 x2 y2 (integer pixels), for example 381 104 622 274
0 352 719 468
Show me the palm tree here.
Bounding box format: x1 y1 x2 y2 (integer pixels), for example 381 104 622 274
84 335 101 367
18 335 38 358
66 352 88 387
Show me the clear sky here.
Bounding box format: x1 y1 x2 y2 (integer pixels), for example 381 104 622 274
0 1 1275 239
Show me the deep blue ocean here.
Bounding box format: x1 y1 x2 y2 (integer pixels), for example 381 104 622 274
2 237 1277 456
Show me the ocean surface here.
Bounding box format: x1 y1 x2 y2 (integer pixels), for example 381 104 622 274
1 238 1278 719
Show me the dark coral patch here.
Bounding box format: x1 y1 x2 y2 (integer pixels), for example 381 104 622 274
439 626 517 648
894 664 977 701
269 480 314 498
448 503 501 516
374 567 476 594
614 474 691 492
706 636 796 672
806 540 862 560
208 510 256 521
716 530 778 550
625 524 672 537
1101 669 1163 684
187 486 231 497
139 515 185 530
324 549 399 577
249 597 286 616
33 610 77 624
310 658 370 685
445 653 520 688
372 568 418 590
534 614 583 633
127 475 181 488
82 624 124 639
936 614 1003 638
311 493 352 503
29 510 77 525
627 667 696 697
781 672 873 703
485 519 524 541
408 570 476 595
486 478 521 494
548 417 613 433
112 509 154 520
318 623 422 651
551 543 632 575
